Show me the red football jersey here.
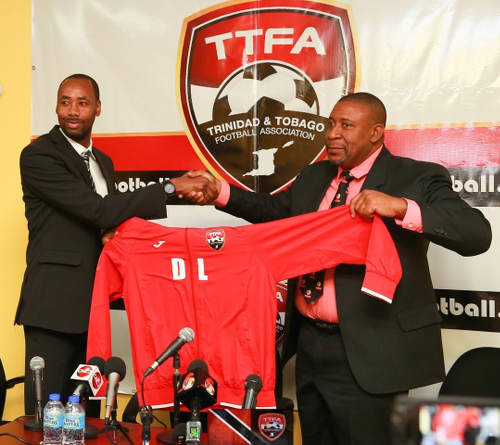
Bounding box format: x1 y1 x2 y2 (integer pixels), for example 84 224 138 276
87 207 401 408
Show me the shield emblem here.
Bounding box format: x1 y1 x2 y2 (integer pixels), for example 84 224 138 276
258 413 286 441
206 229 225 250
179 0 357 194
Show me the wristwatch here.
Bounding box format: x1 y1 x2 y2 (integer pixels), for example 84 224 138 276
163 179 177 198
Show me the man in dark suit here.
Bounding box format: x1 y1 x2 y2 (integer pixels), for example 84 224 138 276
16 73 212 415
188 92 492 444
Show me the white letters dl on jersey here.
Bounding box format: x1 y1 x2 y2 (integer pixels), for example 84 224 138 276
171 258 208 281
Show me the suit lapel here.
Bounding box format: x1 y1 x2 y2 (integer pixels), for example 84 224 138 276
361 146 392 192
49 126 95 189
93 148 115 194
304 161 338 213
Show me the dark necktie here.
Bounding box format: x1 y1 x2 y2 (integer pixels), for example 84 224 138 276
299 171 354 304
81 150 97 192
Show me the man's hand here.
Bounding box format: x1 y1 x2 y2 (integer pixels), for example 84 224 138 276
349 190 407 220
171 170 221 205
102 229 116 245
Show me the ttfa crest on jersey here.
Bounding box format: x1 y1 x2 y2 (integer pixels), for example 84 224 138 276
206 229 225 250
178 0 357 195
258 413 286 441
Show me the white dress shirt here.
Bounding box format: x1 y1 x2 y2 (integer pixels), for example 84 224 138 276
60 128 109 197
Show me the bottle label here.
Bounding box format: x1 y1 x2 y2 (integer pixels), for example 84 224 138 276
44 413 63 428
63 414 85 430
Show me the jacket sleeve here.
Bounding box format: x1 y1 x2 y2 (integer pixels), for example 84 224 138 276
415 162 491 256
20 142 167 229
220 183 291 223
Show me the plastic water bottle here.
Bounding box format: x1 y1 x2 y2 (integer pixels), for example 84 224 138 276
62 395 85 445
43 393 64 445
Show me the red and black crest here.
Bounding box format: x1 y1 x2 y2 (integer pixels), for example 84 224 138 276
258 413 286 441
179 0 357 194
206 229 226 250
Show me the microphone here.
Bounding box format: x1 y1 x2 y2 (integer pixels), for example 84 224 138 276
71 356 105 398
177 359 217 412
103 356 126 423
70 357 105 440
24 356 44 431
241 374 262 409
177 359 217 444
144 327 194 377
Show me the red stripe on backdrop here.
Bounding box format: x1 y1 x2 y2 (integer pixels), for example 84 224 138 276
93 133 205 171
93 125 499 172
385 126 499 167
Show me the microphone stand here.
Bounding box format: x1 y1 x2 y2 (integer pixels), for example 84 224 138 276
96 398 133 445
140 405 153 445
157 352 181 445
173 353 181 427
23 404 43 431
24 376 43 431
79 394 99 439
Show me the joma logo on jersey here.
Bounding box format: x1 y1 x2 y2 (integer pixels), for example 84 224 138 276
178 0 357 194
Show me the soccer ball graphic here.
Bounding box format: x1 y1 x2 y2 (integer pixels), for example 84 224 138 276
212 62 319 120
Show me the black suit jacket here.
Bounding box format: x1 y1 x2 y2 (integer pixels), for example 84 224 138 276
222 146 492 394
16 125 167 333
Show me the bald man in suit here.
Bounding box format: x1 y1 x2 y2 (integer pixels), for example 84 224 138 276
188 92 492 445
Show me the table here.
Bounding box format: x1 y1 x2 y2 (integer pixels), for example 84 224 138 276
0 417 201 444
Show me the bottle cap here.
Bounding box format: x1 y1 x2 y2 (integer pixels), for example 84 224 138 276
68 395 80 403
49 393 61 401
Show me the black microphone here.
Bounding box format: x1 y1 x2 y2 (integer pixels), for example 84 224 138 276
242 374 262 409
144 327 194 377
71 356 105 398
103 356 126 423
69 357 105 440
178 360 217 444
24 356 44 431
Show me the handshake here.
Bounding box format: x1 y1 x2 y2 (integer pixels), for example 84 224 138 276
102 170 222 245
168 170 221 206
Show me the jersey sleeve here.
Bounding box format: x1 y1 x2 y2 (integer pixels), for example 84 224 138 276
361 215 403 302
241 206 402 302
86 232 129 366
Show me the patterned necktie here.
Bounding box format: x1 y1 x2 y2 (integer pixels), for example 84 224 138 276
81 150 97 192
300 171 354 304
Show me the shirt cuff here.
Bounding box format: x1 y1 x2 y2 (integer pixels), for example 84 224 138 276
395 198 423 233
214 181 230 207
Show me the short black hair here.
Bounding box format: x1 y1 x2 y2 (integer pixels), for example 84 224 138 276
58 74 100 101
338 92 386 125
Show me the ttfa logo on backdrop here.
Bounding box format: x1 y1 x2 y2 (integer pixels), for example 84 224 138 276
178 0 357 194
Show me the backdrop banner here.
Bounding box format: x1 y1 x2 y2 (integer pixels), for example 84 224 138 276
32 0 500 400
